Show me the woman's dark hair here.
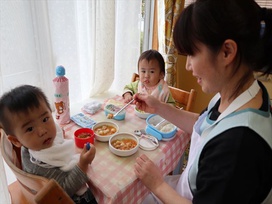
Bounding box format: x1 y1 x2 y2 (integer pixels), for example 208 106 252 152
0 85 51 134
138 49 165 75
173 0 272 96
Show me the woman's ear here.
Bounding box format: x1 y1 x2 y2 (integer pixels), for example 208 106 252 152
7 135 22 148
221 39 237 65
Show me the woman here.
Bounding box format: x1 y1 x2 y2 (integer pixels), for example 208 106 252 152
133 0 272 203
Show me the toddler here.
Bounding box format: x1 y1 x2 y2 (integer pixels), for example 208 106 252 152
123 49 175 105
0 85 97 204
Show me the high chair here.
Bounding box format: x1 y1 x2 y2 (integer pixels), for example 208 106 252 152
0 129 73 204
131 73 196 111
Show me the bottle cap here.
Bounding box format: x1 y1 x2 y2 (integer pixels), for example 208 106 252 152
56 65 65 76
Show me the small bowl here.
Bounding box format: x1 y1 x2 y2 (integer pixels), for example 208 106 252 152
74 128 94 148
109 132 139 157
145 114 177 140
104 104 126 120
134 107 151 119
92 121 119 142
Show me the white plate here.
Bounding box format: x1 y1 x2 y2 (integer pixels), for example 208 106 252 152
134 107 151 119
139 136 159 151
161 133 176 141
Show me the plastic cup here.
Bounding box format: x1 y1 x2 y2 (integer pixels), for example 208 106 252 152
74 128 94 148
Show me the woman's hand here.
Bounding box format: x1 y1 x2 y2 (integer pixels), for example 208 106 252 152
78 143 96 173
134 154 164 192
134 93 162 114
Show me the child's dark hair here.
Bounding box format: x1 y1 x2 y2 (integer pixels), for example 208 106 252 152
0 85 51 134
173 0 272 97
138 49 165 75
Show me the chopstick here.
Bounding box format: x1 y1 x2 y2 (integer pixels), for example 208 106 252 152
113 99 135 117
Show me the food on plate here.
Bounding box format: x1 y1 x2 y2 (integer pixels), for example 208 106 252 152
94 125 117 136
111 138 137 150
107 113 114 119
159 123 175 133
107 104 120 112
77 132 92 138
135 108 146 113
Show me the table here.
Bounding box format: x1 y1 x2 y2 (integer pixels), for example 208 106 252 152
63 95 190 204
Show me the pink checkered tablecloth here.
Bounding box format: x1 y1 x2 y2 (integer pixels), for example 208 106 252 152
63 95 191 204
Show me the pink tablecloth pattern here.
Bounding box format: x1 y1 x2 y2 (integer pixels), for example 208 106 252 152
63 95 191 204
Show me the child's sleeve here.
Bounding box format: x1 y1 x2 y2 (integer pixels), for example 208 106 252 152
122 81 139 97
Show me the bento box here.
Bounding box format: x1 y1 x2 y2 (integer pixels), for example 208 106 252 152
145 114 177 140
104 104 126 120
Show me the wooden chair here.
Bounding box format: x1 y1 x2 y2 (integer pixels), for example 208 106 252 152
0 129 74 204
168 86 196 111
131 73 196 111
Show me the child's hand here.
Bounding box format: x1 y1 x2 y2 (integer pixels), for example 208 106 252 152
124 93 133 103
78 143 96 173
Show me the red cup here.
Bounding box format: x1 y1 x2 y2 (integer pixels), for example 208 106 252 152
74 128 94 148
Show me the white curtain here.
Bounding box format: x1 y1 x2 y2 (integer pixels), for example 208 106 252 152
0 0 141 105
0 0 141 202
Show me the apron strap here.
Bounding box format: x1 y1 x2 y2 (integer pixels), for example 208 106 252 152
202 80 260 138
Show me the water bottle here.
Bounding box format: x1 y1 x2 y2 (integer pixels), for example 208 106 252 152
53 65 70 124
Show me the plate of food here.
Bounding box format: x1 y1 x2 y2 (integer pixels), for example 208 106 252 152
134 107 151 119
104 104 126 120
109 132 139 157
92 121 119 142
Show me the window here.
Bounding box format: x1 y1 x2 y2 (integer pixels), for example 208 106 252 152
0 1 143 105
140 0 155 52
257 1 272 7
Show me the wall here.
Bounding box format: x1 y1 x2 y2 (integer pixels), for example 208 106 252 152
255 73 272 101
261 81 272 103
176 55 213 113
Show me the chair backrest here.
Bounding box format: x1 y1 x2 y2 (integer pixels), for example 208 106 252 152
0 129 73 204
131 73 196 111
131 72 140 82
168 86 196 111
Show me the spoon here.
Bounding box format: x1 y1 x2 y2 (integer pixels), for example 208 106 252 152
107 99 135 119
113 99 135 117
134 130 159 146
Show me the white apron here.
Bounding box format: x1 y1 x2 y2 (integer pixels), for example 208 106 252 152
143 80 272 203
176 80 272 203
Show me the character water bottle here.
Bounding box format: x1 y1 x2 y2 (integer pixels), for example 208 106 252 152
53 65 70 124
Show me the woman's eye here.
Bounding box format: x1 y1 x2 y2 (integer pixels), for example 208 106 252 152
43 117 49 122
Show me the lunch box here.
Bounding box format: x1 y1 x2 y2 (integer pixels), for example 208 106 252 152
104 104 126 120
145 114 177 140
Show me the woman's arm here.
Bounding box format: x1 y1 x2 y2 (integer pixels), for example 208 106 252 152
134 93 199 134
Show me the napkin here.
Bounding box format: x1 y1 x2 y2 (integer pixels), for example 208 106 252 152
82 101 102 114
